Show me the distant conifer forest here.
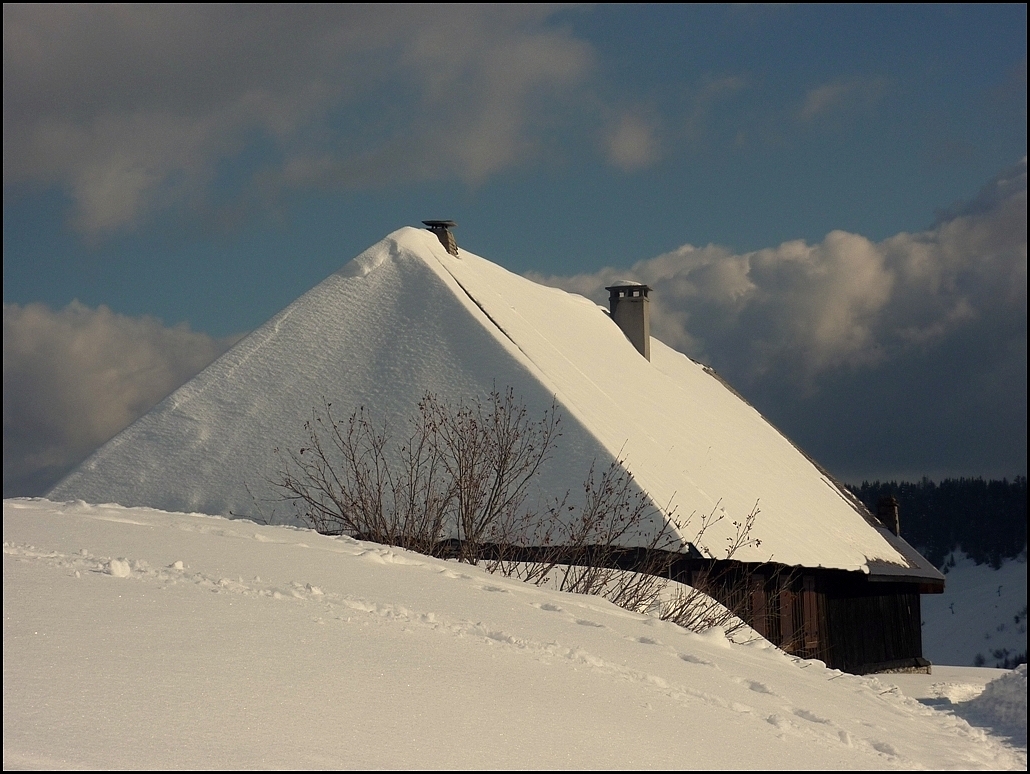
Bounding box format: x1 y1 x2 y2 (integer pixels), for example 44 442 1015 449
847 477 1027 569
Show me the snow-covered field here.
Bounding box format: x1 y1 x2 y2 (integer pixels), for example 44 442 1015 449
4 498 1025 769
923 551 1027 669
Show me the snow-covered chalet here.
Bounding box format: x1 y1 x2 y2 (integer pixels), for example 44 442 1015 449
50 224 945 674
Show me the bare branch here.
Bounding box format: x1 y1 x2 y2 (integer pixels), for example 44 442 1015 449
273 390 769 641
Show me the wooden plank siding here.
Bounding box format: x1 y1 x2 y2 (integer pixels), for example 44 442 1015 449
821 582 924 673
668 559 927 674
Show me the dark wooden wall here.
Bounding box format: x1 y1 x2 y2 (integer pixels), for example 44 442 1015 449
820 580 924 673
681 560 927 673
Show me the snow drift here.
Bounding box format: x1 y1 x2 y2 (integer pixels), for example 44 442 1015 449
2 498 1023 769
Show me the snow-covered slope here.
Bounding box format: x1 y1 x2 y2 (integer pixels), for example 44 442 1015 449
50 227 914 572
923 551 1027 668
3 498 1024 769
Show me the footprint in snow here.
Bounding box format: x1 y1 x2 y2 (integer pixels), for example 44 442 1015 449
576 619 605 628
871 740 900 757
794 708 831 724
636 636 660 645
747 680 776 695
679 653 715 666
480 585 508 593
440 568 472 580
106 558 131 578
538 603 563 612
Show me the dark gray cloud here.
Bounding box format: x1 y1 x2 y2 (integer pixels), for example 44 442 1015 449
3 302 237 496
529 160 1027 481
4 5 594 231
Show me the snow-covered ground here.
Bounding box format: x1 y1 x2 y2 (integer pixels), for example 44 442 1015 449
4 498 1025 769
923 550 1027 669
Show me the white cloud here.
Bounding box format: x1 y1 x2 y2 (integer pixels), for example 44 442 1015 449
528 160 1026 479
603 112 661 171
529 159 1027 387
797 77 887 122
3 302 237 495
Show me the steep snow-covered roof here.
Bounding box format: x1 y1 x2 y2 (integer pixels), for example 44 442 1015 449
50 227 925 574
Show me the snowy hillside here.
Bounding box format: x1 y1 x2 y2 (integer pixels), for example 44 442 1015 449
4 498 1025 770
923 551 1028 669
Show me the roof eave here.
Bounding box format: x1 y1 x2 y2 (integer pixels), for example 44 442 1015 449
864 527 946 590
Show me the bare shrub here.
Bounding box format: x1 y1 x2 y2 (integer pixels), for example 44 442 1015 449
273 401 446 553
274 389 560 560
484 456 683 612
656 502 763 637
426 388 561 563
274 389 767 637
486 466 767 638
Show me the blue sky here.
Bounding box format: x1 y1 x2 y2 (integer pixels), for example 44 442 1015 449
3 4 1027 495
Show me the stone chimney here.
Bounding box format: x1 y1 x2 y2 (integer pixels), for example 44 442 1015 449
606 281 652 361
423 220 458 257
876 495 900 536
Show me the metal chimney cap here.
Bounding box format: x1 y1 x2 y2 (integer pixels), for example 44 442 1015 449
423 220 459 257
605 282 652 298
